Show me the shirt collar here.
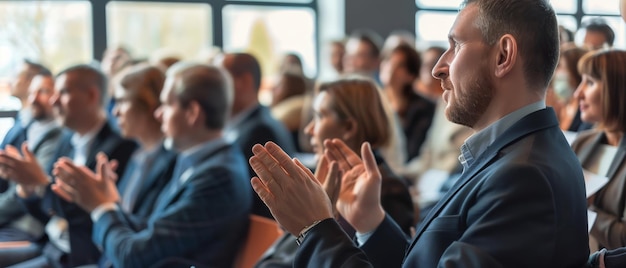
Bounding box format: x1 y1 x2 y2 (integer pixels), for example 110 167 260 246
459 100 546 171
70 121 106 150
178 135 229 166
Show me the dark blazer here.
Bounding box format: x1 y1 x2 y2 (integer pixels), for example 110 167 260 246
0 118 28 193
400 90 435 162
92 140 252 268
0 123 64 241
295 108 589 268
19 122 137 267
233 105 296 219
571 130 626 249
116 144 176 220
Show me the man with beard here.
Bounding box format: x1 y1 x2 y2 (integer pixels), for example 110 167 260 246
0 72 65 266
247 0 589 267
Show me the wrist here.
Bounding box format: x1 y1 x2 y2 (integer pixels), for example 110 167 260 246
295 218 328 246
355 206 385 234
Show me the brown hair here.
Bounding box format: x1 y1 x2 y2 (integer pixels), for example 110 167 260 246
119 64 165 112
559 45 588 90
577 49 626 133
317 78 390 149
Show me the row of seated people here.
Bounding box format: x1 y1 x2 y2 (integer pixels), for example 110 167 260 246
0 51 417 267
0 53 298 267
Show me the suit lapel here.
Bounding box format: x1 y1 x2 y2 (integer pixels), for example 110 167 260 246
85 123 117 169
576 133 604 167
132 148 176 212
406 108 558 254
606 137 626 179
154 143 230 210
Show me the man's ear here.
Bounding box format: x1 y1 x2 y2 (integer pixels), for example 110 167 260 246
185 100 202 126
494 34 518 78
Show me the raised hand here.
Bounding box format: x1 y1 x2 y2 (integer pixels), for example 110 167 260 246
249 142 334 236
51 152 120 212
324 139 385 234
0 143 49 186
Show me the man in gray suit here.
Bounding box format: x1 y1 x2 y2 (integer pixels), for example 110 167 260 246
248 0 589 267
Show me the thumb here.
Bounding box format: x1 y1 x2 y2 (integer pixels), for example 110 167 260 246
21 142 35 162
361 142 381 181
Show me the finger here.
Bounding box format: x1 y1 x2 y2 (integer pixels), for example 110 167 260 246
293 158 318 185
4 145 21 158
51 181 76 203
314 154 329 183
249 155 283 195
109 160 119 172
251 144 290 179
361 142 381 181
0 154 17 169
332 139 362 168
264 142 304 179
251 176 275 203
323 161 341 203
21 143 35 162
323 140 351 172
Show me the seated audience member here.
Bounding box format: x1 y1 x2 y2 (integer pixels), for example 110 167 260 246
577 18 615 50
570 50 626 251
248 0 589 267
0 64 137 267
0 71 65 265
269 72 308 152
380 43 435 161
52 63 252 268
2 60 51 150
255 78 414 268
546 44 590 132
414 46 446 101
328 39 345 78
381 30 416 57
217 52 296 219
104 64 176 221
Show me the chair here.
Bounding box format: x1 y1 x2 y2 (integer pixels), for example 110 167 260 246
234 215 284 268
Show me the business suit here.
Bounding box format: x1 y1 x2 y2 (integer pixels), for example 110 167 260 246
19 122 137 267
571 130 626 249
115 144 177 220
295 108 589 267
92 140 252 268
231 105 296 219
256 153 414 268
0 123 64 241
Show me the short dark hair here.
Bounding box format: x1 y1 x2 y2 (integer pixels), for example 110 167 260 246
577 50 626 133
463 0 559 89
168 63 233 130
581 18 615 46
386 43 421 79
57 64 108 106
226 53 262 91
349 29 384 59
23 59 52 77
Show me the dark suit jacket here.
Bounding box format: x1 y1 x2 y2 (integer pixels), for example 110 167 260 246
92 140 252 268
0 123 63 240
571 130 626 249
0 118 29 194
233 105 296 219
116 144 176 220
19 122 137 267
295 108 589 268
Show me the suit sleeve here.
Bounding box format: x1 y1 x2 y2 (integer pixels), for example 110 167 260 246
295 216 409 268
294 218 374 268
92 168 249 268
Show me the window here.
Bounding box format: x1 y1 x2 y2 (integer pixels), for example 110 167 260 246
106 2 212 62
222 5 317 78
0 1 92 77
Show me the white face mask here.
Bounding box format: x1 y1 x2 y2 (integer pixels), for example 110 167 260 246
552 72 573 102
